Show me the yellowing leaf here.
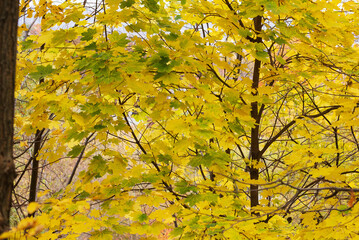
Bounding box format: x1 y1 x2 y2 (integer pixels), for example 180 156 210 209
28 202 40 215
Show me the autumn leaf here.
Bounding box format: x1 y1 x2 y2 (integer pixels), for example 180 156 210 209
28 202 40 215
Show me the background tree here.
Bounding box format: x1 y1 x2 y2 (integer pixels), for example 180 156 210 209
6 0 359 239
0 0 19 234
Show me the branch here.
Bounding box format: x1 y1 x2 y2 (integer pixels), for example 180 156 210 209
122 111 189 201
283 182 359 193
207 64 233 88
259 105 341 158
67 132 96 185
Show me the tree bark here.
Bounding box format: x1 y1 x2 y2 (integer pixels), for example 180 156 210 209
0 0 19 233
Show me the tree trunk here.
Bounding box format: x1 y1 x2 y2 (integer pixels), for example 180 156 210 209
0 0 19 233
249 15 262 210
28 129 44 217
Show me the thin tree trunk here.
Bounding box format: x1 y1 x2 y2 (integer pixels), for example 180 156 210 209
0 0 19 233
249 15 262 210
28 75 45 217
28 129 44 217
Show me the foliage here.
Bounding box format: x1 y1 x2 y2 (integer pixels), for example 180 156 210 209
5 0 359 239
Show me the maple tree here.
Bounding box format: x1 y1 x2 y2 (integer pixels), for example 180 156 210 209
4 0 359 239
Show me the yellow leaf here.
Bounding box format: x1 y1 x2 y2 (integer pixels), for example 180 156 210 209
28 202 40 215
0 231 15 240
37 190 50 198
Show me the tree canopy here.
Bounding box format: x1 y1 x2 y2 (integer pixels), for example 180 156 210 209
4 0 359 239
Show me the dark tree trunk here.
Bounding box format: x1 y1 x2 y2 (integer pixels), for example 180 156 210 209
0 0 19 233
28 129 44 217
249 15 262 210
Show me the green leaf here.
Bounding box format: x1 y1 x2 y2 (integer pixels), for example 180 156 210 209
67 145 84 157
138 213 148 222
163 32 179 41
171 227 185 237
103 185 123 197
109 31 130 47
228 121 244 135
143 0 159 13
77 190 91 200
170 100 181 109
88 155 108 177
29 65 54 80
150 50 179 73
202 193 218 203
112 225 130 234
185 194 202 206
90 230 113 240
21 39 34 51
81 28 97 41
142 173 160 183
67 131 88 141
120 0 135 8
158 154 172 164
274 37 286 45
94 124 106 130
175 180 197 194
84 42 97 50
253 50 269 62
